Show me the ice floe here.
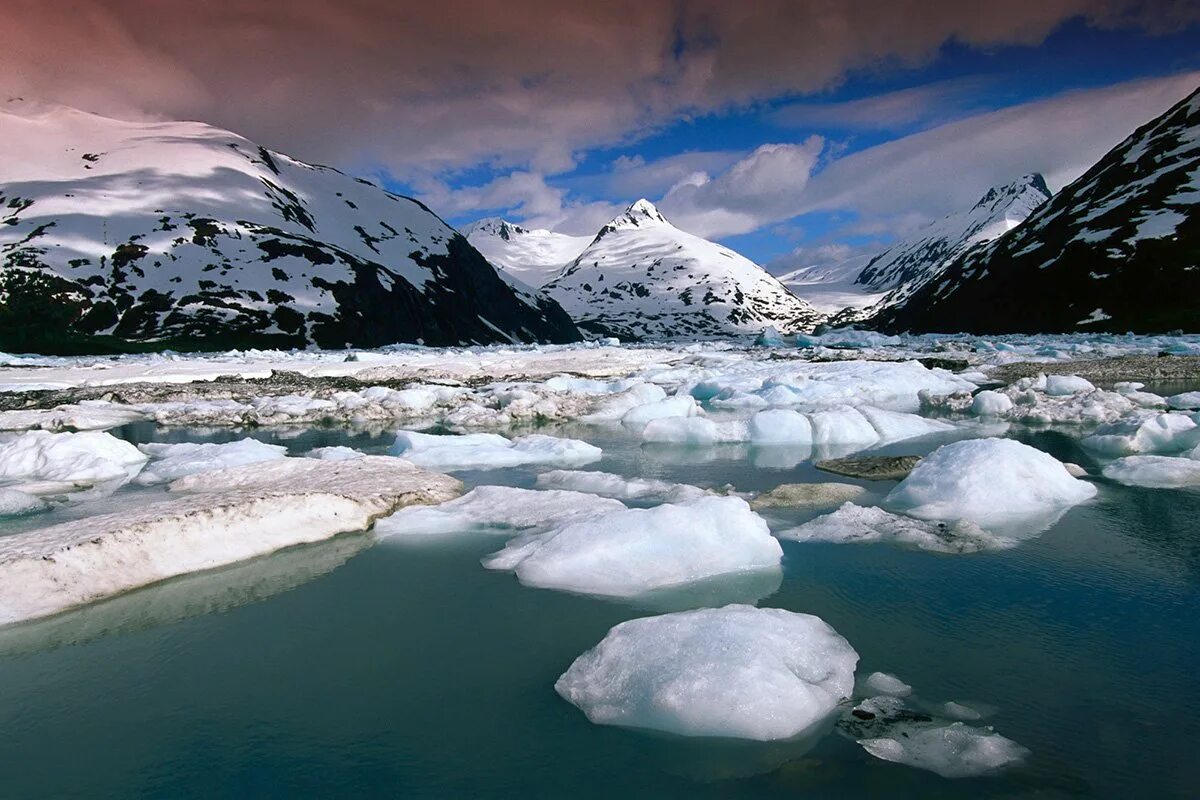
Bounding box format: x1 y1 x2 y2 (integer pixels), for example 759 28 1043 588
135 439 289 484
0 457 460 625
375 485 623 537
555 604 858 740
1102 455 1200 488
779 503 1014 553
1168 391 1200 410
391 430 602 471
0 430 147 491
863 672 913 697
533 470 709 503
482 496 782 598
885 439 1097 528
304 445 365 461
1082 411 1200 455
841 695 1029 778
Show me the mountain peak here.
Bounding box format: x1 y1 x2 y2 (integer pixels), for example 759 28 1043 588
971 172 1052 213
607 198 670 229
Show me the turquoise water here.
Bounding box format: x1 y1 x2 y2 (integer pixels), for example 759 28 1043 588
0 421 1197 798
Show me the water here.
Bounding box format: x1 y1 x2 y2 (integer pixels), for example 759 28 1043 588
0 421 1197 798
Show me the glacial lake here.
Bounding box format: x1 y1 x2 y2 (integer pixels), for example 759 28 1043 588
0 419 1197 798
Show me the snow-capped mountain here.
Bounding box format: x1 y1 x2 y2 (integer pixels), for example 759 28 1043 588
856 173 1052 306
462 218 590 289
875 86 1200 333
542 200 822 339
0 99 578 353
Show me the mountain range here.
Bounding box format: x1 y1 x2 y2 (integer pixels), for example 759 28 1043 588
0 100 578 354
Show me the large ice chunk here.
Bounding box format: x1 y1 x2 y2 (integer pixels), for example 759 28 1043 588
641 417 749 445
1168 391 1200 410
748 409 813 445
621 395 699 428
375 485 623 536
1043 374 1096 396
135 439 288 484
808 407 881 448
483 496 782 597
778 503 1014 553
885 439 1096 528
555 605 858 740
534 470 708 503
1102 455 1200 488
392 430 601 471
0 457 461 625
0 430 147 488
1082 412 1200 456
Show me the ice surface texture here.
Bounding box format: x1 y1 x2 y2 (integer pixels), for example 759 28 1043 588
556 605 858 740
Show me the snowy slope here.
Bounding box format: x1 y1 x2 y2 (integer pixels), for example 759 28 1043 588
0 99 578 353
857 174 1052 308
876 86 1200 333
462 218 590 289
543 200 822 339
775 252 884 315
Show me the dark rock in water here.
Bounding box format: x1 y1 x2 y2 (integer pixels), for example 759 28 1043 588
851 709 876 721
916 357 970 372
815 455 922 481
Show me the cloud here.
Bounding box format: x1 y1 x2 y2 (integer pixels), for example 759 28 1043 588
770 77 995 131
1 0 1194 178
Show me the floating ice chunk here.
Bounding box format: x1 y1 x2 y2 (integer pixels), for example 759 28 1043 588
779 503 1013 553
581 383 668 423
642 417 749 445
1082 412 1200 455
376 485 623 536
841 696 1028 778
534 470 708 503
135 439 288 484
0 488 47 516
483 497 782 597
305 446 365 461
0 457 460 625
1168 391 1200 410
858 406 955 442
392 430 601 471
886 439 1097 528
942 701 984 721
970 390 1013 417
864 672 912 697
755 326 784 346
750 482 865 510
1102 455 1200 488
621 395 699 428
555 605 858 740
808 407 880 448
1043 374 1096 396
0 430 147 487
748 409 813 445
1115 382 1168 408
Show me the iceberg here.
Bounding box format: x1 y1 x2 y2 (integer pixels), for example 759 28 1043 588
135 439 289 484
375 485 623 537
0 457 460 626
555 605 858 740
482 496 782 598
1102 455 1200 488
0 430 147 489
392 430 601 471
885 438 1097 528
533 470 708 503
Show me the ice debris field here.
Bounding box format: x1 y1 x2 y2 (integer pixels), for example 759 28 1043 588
1 332 1199 789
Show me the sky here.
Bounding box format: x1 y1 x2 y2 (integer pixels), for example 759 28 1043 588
3 1 1199 269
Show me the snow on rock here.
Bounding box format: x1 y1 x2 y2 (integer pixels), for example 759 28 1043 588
482 497 782 598
376 485 622 537
391 430 601 471
1082 411 1200 455
1102 455 1200 488
534 470 709 503
135 439 288 485
778 503 1014 553
843 696 1029 778
0 430 147 489
555 604 858 740
0 488 47 516
885 439 1096 528
0 457 461 625
750 482 865 510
